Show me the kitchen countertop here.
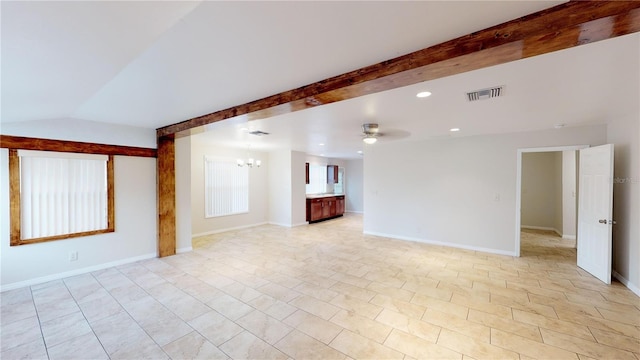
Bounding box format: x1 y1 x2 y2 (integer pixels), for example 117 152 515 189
306 193 345 199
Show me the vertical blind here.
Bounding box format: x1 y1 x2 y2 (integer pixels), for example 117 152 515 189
204 156 249 218
18 151 108 240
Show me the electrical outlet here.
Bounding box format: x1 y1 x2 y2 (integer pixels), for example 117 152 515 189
69 251 78 262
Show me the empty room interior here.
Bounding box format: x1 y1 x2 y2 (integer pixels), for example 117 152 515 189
1 1 639 359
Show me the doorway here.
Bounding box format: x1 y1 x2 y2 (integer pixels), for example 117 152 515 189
515 145 588 257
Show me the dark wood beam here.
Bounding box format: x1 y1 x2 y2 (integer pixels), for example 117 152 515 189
8 149 21 246
157 136 176 258
0 135 157 158
157 1 640 138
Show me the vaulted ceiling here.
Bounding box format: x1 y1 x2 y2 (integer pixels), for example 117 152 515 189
2 1 639 158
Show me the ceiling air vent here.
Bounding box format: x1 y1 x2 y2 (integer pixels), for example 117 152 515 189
248 130 270 136
466 86 504 102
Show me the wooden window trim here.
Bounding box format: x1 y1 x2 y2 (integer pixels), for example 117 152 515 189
9 150 115 246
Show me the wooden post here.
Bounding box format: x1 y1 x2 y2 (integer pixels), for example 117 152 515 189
157 136 176 257
9 149 21 245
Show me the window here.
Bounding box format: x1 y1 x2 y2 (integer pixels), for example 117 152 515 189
334 168 345 195
9 149 114 246
204 156 248 218
305 164 327 194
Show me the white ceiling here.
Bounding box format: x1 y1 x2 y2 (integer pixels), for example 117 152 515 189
193 32 638 159
3 1 638 159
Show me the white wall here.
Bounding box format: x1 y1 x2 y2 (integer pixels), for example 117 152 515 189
364 125 606 256
0 118 157 149
521 152 559 231
346 159 363 213
268 150 292 226
267 150 308 227
0 120 158 291
607 112 640 295
0 151 158 290
602 33 640 295
175 136 192 252
291 151 307 226
553 152 563 235
190 142 269 236
562 151 577 238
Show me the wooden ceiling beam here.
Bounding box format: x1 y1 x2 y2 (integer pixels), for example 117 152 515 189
156 1 640 139
0 135 157 157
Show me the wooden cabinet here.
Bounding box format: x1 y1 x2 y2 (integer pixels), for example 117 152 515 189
322 199 331 218
306 195 345 223
336 196 345 215
308 199 323 221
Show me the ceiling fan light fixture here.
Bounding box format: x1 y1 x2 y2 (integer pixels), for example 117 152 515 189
363 135 377 145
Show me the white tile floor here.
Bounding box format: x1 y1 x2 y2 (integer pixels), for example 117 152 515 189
1 214 638 359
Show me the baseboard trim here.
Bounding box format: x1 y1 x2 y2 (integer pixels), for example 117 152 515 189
176 247 192 254
521 225 563 237
612 271 640 297
192 222 268 238
0 252 157 292
268 221 309 228
521 225 555 230
345 210 363 214
363 231 517 257
562 234 576 240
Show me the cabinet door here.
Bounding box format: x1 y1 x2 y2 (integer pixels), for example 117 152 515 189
310 201 323 221
322 199 331 218
329 199 336 217
336 197 345 215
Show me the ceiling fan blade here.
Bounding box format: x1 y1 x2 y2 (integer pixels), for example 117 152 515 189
378 128 411 140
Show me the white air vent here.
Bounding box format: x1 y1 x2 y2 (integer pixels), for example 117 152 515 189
248 130 270 136
466 86 504 102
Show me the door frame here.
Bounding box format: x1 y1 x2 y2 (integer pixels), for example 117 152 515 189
515 145 589 257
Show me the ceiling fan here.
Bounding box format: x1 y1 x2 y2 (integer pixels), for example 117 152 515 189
361 123 409 144
361 123 380 144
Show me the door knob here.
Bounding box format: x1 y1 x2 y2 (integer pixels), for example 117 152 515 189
598 219 607 224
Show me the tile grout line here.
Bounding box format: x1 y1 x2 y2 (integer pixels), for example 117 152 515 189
29 285 51 360
60 277 110 359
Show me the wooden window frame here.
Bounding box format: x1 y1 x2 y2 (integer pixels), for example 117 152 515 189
1 135 155 247
9 150 115 246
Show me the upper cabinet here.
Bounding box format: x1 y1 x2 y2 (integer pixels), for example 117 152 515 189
327 165 338 184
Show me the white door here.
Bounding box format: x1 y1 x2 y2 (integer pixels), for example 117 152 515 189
577 144 614 284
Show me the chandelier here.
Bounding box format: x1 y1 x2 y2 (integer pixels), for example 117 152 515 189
236 158 261 168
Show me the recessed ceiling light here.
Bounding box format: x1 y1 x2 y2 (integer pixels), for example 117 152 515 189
320 154 325 157
357 150 363 154
416 91 432 98
450 128 460 132
319 143 325 146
